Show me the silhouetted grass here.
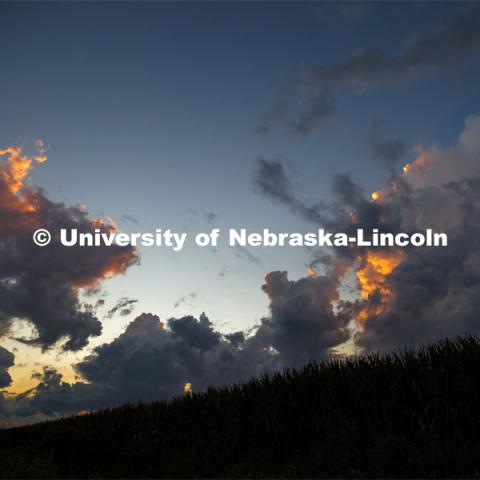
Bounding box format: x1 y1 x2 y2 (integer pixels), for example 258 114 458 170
1 335 480 478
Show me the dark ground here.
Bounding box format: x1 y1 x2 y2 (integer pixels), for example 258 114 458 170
1 336 480 478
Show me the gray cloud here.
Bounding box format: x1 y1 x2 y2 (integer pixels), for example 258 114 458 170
255 98 291 135
256 112 480 354
104 297 138 319
121 214 139 225
0 146 139 352
354 115 480 351
257 5 480 135
0 346 14 388
2 264 354 419
8 112 480 418
253 157 327 225
253 157 393 242
173 292 198 309
3 312 278 417
4 113 480 422
368 120 407 168
261 270 350 367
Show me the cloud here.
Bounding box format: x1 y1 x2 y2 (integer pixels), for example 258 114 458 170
1 265 354 418
121 214 139 225
253 157 389 240
0 346 14 388
104 297 138 319
257 5 480 135
256 112 480 353
174 292 197 309
368 120 407 168
2 312 278 417
353 113 480 351
10 366 79 418
253 157 327 225
4 114 480 421
0 143 139 351
255 98 291 135
260 269 350 367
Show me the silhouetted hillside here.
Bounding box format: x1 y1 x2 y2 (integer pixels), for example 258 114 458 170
1 336 480 478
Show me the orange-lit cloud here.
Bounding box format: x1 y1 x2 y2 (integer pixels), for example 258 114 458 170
355 249 405 326
0 143 47 214
0 141 139 353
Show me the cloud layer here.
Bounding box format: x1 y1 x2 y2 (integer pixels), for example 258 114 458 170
255 113 480 354
3 113 480 423
257 5 480 135
1 266 352 420
0 144 138 394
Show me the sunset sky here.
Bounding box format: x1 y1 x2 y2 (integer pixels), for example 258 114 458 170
2 1 480 426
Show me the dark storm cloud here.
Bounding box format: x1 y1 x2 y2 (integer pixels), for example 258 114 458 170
84 287 108 310
253 157 393 238
168 313 221 351
357 230 480 352
4 313 278 417
83 286 103 297
0 146 139 351
314 114 480 352
224 331 245 348
261 270 350 367
5 113 480 421
359 115 480 348
2 264 354 418
368 120 407 168
105 297 138 319
258 5 480 135
0 346 14 388
0 198 138 351
256 109 480 353
330 173 403 235
12 367 81 418
12 132 480 416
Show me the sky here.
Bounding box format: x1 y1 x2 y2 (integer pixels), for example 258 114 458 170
1 1 480 426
